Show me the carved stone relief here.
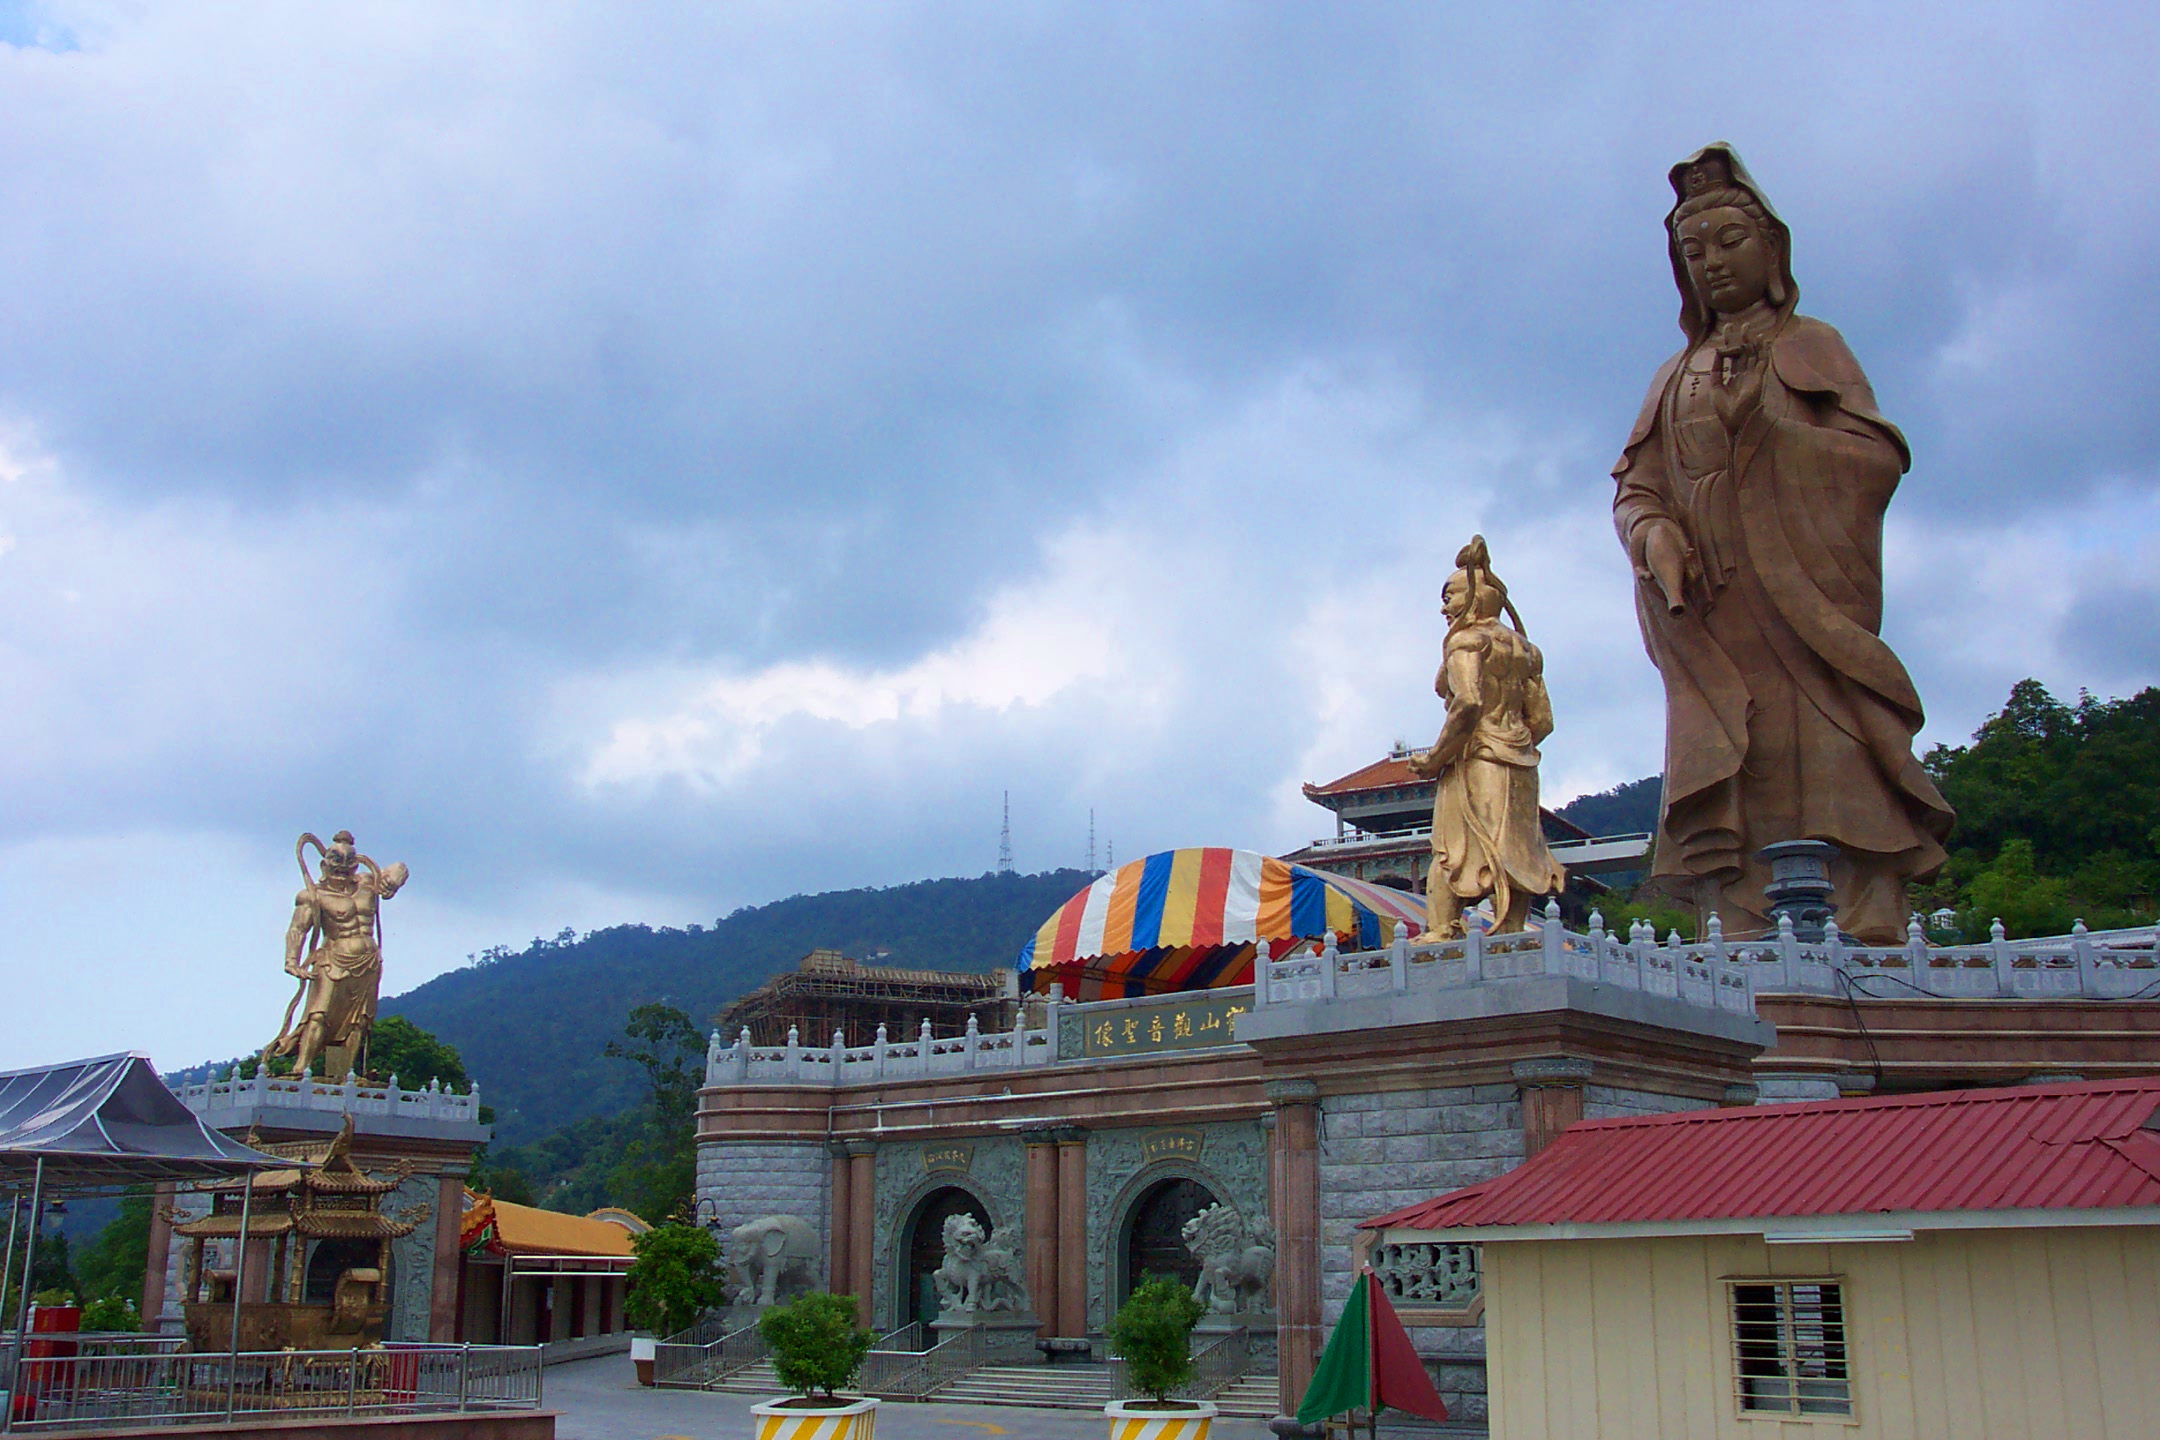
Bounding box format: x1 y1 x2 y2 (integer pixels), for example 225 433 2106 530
1085 1120 1269 1332
872 1135 1026 1328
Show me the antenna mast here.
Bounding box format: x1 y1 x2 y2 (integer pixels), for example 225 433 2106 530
998 791 1014 874
1087 809 1097 874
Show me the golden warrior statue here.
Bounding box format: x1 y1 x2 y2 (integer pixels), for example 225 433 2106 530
1409 537 1566 937
267 831 409 1079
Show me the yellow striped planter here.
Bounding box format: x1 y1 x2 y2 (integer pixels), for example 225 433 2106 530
750 1395 880 1440
1103 1398 1217 1440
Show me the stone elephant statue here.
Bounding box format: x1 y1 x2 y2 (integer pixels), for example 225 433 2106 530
728 1213 818 1308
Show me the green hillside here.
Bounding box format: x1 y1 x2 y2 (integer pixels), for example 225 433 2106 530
380 868 1092 1145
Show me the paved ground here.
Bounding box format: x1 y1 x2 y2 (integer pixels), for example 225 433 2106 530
542 1355 1285 1440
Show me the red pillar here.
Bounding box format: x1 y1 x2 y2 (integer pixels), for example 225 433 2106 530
1268 1078 1321 1424
431 1173 464 1340
829 1144 854 1301
1054 1127 1088 1337
1022 1130 1060 1335
846 1145 876 1328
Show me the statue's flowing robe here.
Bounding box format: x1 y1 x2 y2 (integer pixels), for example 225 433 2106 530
1428 622 1567 934
1613 314 1953 938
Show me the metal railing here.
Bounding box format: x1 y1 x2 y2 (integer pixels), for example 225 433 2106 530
863 1322 984 1401
856 1323 926 1395
652 1321 766 1389
0 1343 540 1432
1110 1326 1249 1402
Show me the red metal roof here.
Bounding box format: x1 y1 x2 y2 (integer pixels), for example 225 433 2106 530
1303 755 1426 799
1365 1078 2160 1233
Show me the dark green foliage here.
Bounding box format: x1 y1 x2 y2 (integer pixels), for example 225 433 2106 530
367 1016 471 1089
379 869 1091 1144
759 1293 873 1401
1109 1276 1205 1405
1917 681 2160 938
622 1223 724 1340
71 1194 152 1309
80 1296 140 1332
1553 775 1663 838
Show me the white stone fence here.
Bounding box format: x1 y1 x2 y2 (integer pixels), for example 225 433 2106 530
707 1011 1059 1088
172 1068 484 1124
704 908 2160 1088
1257 902 2160 1013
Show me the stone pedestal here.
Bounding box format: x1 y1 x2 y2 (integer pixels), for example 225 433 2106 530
935 1311 1043 1363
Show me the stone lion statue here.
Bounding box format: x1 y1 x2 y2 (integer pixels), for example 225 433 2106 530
727 1213 818 1308
1182 1203 1274 1314
932 1213 1025 1314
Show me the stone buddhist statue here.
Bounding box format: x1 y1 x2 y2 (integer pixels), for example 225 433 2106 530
266 830 408 1078
1409 536 1566 937
1612 144 1953 942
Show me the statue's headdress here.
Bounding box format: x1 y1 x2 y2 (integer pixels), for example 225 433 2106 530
1450 535 1528 638
1665 142 1798 341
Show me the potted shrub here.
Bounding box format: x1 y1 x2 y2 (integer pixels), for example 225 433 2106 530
753 1293 878 1439
1106 1276 1216 1438
623 1222 725 1386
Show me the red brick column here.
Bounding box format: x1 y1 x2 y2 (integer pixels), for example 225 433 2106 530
141 1183 174 1325
1053 1127 1088 1337
828 1144 854 1302
846 1144 876 1327
1513 1058 1593 1158
1267 1078 1321 1425
432 1172 465 1340
1022 1129 1060 1335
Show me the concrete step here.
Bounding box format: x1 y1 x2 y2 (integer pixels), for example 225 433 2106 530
702 1361 781 1393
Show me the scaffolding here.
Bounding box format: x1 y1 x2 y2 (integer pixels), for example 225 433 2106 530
717 949 1016 1047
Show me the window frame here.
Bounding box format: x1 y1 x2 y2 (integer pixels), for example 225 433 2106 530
1724 1276 1856 1424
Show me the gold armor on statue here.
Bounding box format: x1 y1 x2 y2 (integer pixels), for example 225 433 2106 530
1409 537 1566 937
267 830 408 1079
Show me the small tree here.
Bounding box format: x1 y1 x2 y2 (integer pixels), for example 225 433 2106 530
759 1293 873 1402
81 1296 140 1333
623 1223 724 1340
1109 1276 1205 1405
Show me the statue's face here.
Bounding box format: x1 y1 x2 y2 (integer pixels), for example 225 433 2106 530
1441 573 1471 623
1677 205 1773 316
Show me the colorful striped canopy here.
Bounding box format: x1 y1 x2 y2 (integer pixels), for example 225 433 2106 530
1017 848 1426 999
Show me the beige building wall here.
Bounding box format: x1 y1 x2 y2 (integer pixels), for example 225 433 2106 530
1484 1225 2160 1440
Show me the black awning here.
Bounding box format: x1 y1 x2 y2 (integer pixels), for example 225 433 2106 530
0 1052 288 1189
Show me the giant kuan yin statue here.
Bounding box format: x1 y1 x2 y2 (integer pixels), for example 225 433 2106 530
1612 145 1953 942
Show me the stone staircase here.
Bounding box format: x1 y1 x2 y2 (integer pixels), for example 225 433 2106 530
931 1363 1279 1418
697 1358 1280 1417
700 1360 782 1393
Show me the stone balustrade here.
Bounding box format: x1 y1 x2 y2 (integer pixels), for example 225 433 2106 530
1256 903 2160 1011
173 1067 484 1125
703 908 2160 1087
707 1011 1060 1087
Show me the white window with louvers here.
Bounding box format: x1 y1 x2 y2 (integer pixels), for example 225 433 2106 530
1727 1278 1854 1419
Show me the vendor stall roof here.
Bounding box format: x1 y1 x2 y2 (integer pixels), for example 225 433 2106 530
0 1052 288 1189
1017 846 1426 999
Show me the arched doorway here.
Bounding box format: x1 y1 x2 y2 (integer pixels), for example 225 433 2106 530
1119 1177 1218 1304
903 1187 989 1329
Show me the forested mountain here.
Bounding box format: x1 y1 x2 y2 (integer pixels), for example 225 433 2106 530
380 868 1092 1145
1553 776 1661 837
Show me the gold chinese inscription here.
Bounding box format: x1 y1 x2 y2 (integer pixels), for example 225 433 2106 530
922 1144 974 1174
1141 1129 1204 1163
1081 994 1250 1059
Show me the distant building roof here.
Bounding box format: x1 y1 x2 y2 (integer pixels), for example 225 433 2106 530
1366 1078 2160 1240
461 1191 639 1258
1302 753 1426 800
1300 751 1593 841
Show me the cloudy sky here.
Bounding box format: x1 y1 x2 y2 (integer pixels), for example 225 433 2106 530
3 2 2156 1069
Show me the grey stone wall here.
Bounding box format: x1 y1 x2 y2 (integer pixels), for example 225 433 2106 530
697 1140 832 1280
1582 1083 1716 1121
1317 1084 1522 1323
